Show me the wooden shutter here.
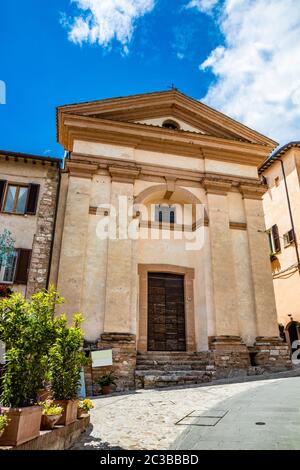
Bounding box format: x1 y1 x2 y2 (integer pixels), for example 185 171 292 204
0 180 7 210
288 229 296 243
25 184 40 215
14 249 32 284
272 225 281 252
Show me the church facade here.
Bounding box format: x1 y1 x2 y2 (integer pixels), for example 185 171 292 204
50 90 291 390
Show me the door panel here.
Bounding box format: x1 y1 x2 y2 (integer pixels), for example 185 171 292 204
148 273 186 351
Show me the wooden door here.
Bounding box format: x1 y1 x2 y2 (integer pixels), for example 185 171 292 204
148 273 186 351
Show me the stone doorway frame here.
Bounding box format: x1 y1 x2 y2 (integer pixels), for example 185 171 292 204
137 264 196 353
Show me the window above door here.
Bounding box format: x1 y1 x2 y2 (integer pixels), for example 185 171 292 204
155 205 176 224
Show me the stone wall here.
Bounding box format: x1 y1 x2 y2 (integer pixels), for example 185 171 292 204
85 333 137 395
210 336 251 379
254 336 292 372
26 167 59 297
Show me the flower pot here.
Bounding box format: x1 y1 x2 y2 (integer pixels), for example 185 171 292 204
41 414 62 430
0 406 42 447
77 408 89 419
54 400 78 426
101 385 111 395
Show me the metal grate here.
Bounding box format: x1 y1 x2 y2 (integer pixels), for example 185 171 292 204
176 409 228 427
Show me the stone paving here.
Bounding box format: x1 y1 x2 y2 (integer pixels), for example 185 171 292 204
72 370 300 450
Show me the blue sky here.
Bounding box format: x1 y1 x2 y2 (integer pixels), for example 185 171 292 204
1 0 299 158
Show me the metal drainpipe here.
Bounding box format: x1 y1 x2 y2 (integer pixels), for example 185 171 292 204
279 159 300 275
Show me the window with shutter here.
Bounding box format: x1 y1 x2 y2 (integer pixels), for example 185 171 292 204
14 249 31 284
283 229 296 247
272 225 281 253
25 184 40 215
0 180 7 209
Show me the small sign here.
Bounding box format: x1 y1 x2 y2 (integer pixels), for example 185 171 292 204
0 341 5 364
91 350 113 368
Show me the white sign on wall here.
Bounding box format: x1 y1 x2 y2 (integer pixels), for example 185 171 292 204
91 350 113 368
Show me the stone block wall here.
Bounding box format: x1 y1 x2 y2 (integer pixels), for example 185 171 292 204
26 167 59 297
254 337 292 372
210 336 251 379
85 333 137 395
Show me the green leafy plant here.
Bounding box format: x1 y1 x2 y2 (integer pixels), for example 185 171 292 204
49 314 88 401
39 400 63 416
0 287 63 408
78 398 94 413
0 414 9 432
97 372 117 387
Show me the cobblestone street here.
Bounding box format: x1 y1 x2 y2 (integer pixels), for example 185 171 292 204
72 371 300 450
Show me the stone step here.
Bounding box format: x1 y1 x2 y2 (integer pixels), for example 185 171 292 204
135 369 213 377
136 361 213 370
135 369 216 389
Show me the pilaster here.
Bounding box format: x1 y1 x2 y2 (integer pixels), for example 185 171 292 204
103 164 140 334
56 162 96 319
204 180 240 337
240 185 279 337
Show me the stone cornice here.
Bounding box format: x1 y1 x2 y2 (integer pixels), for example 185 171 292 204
69 153 265 191
59 113 273 166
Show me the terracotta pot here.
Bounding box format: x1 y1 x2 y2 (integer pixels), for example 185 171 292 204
54 400 78 426
37 389 52 403
0 406 42 447
41 414 62 430
77 409 89 419
101 385 111 395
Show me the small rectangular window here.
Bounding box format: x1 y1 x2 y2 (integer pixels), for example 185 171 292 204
2 184 29 214
155 205 176 224
0 250 18 284
283 229 296 247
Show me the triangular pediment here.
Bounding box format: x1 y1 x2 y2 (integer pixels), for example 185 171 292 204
57 90 277 147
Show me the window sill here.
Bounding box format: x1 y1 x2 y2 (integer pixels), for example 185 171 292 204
0 211 29 217
284 242 295 249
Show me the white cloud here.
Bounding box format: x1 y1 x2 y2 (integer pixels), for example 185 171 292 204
64 0 155 52
199 0 300 143
186 0 218 14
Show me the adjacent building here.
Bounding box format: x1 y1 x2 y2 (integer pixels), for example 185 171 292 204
260 142 300 353
0 150 60 297
50 90 291 390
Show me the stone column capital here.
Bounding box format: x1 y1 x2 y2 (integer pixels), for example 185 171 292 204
109 163 141 184
239 184 266 200
203 179 232 195
66 161 98 179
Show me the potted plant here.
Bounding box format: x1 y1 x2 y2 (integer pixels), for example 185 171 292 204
40 401 63 430
77 399 94 419
0 288 59 446
97 372 117 395
50 314 88 426
0 414 9 438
